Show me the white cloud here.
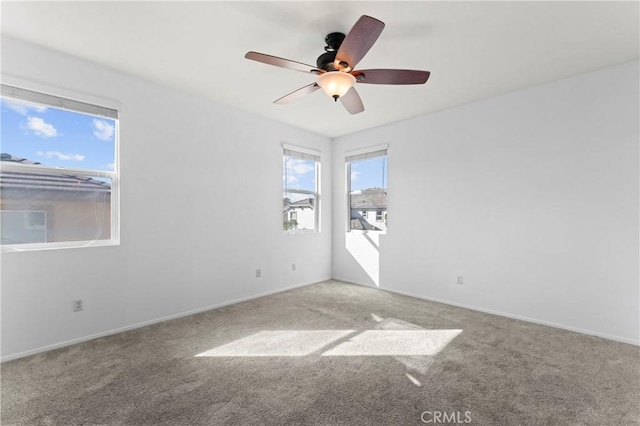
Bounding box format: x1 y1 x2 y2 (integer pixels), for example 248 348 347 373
106 162 115 170
3 99 47 116
287 159 314 175
351 170 360 181
93 119 114 141
36 151 85 162
287 158 315 183
284 158 315 185
26 116 58 138
285 174 298 184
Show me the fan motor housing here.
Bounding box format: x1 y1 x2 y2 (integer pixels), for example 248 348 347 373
316 32 346 71
316 51 337 71
324 32 345 50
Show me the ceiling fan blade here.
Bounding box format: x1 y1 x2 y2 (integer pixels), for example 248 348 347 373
340 87 364 115
353 69 431 85
245 51 323 75
335 15 385 70
274 83 320 104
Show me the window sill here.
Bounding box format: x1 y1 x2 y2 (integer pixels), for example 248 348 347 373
347 229 387 235
1 239 119 253
283 230 318 235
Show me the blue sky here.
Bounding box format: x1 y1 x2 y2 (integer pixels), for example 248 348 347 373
283 154 386 197
283 157 316 191
349 156 387 192
0 98 116 172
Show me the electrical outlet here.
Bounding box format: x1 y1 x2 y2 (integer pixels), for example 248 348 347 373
292 263 296 272
456 276 464 285
72 299 84 312
256 268 261 278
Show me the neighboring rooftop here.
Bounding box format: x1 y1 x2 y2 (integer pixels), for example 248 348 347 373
1 153 111 199
350 188 387 210
283 197 314 212
0 153 42 165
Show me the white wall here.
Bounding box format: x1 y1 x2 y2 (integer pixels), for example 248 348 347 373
332 61 639 345
2 38 637 361
1 37 332 360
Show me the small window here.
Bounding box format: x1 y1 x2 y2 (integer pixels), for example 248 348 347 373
1 84 119 250
346 147 387 232
283 145 320 233
1 211 47 244
26 211 47 229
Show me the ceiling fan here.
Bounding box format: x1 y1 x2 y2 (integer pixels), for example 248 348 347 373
245 15 430 115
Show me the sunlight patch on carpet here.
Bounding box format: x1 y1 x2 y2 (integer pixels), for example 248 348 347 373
321 330 463 356
405 373 422 387
196 329 461 358
195 330 355 357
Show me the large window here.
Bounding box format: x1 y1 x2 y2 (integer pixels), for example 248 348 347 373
283 145 320 233
346 147 387 231
0 84 118 250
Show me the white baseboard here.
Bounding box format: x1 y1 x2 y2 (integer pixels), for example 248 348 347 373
5 276 635 362
366 284 639 346
331 276 377 289
1 278 329 362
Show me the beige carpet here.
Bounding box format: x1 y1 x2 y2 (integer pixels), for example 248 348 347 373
2 280 639 425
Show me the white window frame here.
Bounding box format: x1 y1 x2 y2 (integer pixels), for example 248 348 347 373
283 144 321 234
345 145 388 233
1 81 120 252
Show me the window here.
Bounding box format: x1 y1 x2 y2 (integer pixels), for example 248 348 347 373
346 147 387 231
26 211 47 230
1 84 118 250
1 211 47 244
283 145 320 233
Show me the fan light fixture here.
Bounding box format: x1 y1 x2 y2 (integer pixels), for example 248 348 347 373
317 71 356 101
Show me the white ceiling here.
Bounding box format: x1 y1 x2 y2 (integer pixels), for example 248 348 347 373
2 1 638 138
